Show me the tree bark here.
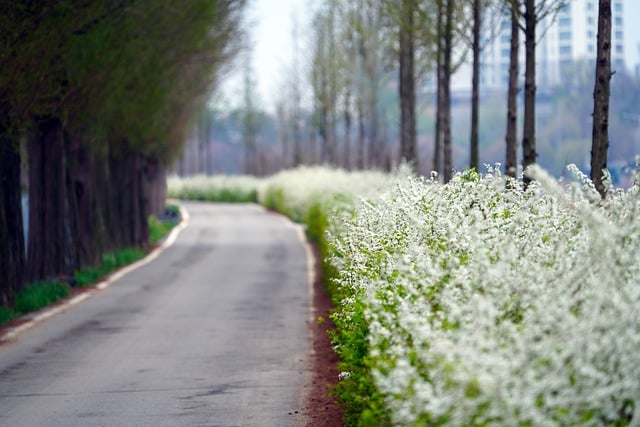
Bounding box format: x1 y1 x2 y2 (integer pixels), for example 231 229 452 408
442 0 454 183
0 126 25 306
433 0 444 177
522 0 537 186
470 0 481 171
357 95 366 169
590 0 612 198
108 150 149 249
506 0 520 179
343 86 352 170
398 0 417 168
143 158 167 218
26 116 75 282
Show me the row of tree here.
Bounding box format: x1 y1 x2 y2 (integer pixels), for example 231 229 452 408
274 0 613 195
0 1 246 306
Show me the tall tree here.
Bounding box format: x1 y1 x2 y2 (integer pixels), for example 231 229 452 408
590 0 612 198
469 0 482 171
505 0 520 178
0 123 25 306
291 11 309 166
241 51 260 175
521 0 537 185
519 0 567 185
398 0 417 167
1 0 246 286
433 0 445 176
442 0 455 182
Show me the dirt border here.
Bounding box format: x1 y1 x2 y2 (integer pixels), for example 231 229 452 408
297 243 344 426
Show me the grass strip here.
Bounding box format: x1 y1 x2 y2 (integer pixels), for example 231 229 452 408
0 205 181 327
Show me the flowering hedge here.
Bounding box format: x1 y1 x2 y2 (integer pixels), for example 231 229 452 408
168 165 640 426
331 165 640 426
167 174 261 202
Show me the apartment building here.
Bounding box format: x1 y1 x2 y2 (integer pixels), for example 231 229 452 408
452 0 626 94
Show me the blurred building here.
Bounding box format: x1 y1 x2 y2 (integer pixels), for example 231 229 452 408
448 0 627 96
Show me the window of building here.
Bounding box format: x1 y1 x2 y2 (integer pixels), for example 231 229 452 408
587 16 594 25
615 16 623 26
559 17 571 26
501 48 510 58
616 44 623 54
615 31 623 40
559 31 571 41
559 45 572 56
588 44 594 53
587 2 593 11
587 30 594 39
614 2 622 13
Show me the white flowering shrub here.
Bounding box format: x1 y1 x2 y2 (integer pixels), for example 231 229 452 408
330 165 640 426
258 166 404 242
167 174 262 202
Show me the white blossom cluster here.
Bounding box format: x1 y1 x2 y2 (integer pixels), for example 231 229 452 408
330 166 640 426
167 174 263 202
257 165 406 224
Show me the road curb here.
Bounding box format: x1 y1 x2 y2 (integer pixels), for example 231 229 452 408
1 205 190 342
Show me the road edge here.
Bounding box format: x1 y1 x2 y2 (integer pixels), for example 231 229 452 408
0 204 191 343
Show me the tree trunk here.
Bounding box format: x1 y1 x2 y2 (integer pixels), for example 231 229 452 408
343 87 352 170
26 117 75 281
470 0 481 171
369 89 381 168
590 0 612 198
0 127 25 306
522 0 537 186
433 0 444 177
398 0 417 168
443 0 454 183
143 158 167 218
108 150 149 249
357 96 366 169
506 0 520 179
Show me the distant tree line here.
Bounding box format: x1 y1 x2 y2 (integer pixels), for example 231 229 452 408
258 0 617 197
0 1 245 306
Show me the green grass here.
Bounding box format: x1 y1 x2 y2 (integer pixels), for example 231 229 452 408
74 248 146 286
13 281 71 314
0 306 16 324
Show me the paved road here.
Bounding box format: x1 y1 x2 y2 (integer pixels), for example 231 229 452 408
0 202 312 427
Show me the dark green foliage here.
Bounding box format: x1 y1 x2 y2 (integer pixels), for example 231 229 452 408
0 307 16 324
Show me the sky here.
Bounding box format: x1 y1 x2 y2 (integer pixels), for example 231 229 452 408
217 0 640 111
216 0 313 112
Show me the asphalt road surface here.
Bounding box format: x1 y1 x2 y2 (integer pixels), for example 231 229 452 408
0 202 312 427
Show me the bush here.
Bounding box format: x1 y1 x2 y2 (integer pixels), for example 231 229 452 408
330 165 640 425
167 174 260 202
